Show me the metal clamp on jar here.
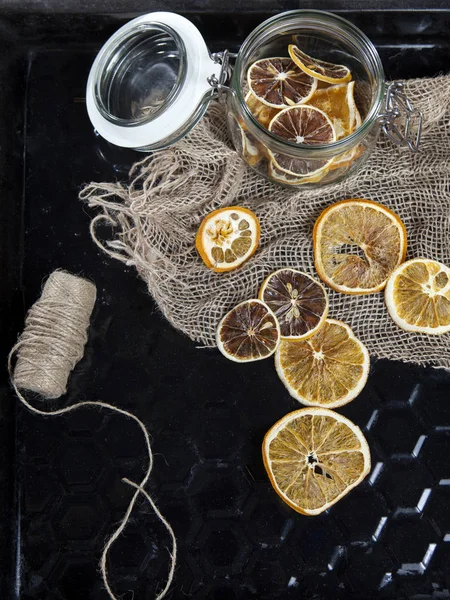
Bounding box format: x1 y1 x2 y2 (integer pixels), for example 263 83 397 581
86 10 422 188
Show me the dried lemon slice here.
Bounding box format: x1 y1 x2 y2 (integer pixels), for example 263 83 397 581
329 144 364 172
259 268 328 340
229 114 264 166
354 105 362 130
263 407 371 515
245 91 281 128
288 45 352 84
313 199 407 294
275 319 370 408
385 259 450 335
308 82 357 139
217 299 281 362
196 206 260 273
268 161 330 185
247 57 317 108
240 128 264 167
268 106 336 176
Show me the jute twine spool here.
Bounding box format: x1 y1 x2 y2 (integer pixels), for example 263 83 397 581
13 270 97 398
8 269 176 600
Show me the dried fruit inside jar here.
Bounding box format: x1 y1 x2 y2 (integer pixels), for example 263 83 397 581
242 44 364 185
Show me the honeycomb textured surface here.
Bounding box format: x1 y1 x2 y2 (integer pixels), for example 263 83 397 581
6 12 450 600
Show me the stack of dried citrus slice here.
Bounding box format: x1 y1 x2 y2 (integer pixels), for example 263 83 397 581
215 263 372 514
209 196 450 515
244 44 363 184
217 264 370 414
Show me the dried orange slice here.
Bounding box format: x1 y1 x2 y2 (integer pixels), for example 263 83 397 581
247 57 317 108
385 259 450 335
196 206 260 273
245 91 280 128
263 407 371 515
308 82 357 139
316 84 362 170
288 45 352 84
217 299 281 362
259 268 328 340
268 106 336 176
275 319 370 408
313 199 407 294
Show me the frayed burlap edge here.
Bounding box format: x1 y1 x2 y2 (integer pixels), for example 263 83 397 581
80 75 450 369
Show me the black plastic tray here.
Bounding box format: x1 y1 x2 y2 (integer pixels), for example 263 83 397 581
1 5 450 600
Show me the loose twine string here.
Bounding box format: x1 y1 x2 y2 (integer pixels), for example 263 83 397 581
8 270 176 599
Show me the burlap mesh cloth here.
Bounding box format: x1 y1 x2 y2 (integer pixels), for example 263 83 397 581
80 76 450 368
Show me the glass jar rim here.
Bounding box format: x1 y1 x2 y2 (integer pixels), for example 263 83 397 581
233 9 385 159
93 21 187 128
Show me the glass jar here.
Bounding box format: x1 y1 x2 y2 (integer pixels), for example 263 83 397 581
86 10 422 188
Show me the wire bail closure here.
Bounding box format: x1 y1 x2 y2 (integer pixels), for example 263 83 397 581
379 82 423 152
208 50 235 101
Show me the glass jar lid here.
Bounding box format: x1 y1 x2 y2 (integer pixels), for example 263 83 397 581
86 12 221 150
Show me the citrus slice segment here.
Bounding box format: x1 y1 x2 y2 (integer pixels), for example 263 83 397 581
240 128 264 166
288 45 352 84
259 268 328 340
217 299 281 362
275 319 370 408
354 105 362 130
268 105 336 176
385 259 450 335
245 91 281 128
313 199 407 294
247 57 317 109
263 407 371 515
268 161 330 185
308 82 356 139
230 114 264 166
347 82 359 129
196 206 260 273
329 144 364 172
